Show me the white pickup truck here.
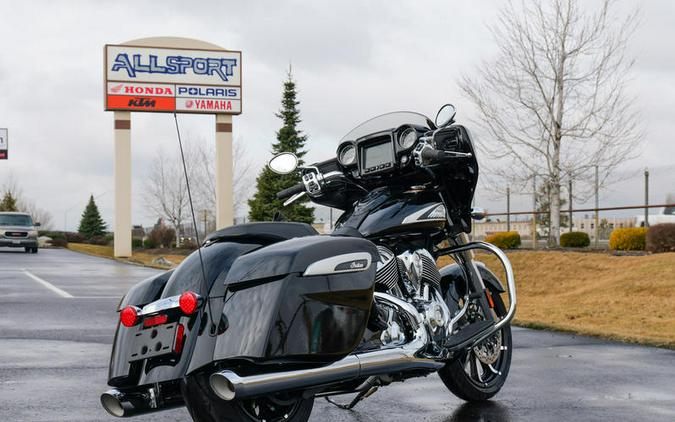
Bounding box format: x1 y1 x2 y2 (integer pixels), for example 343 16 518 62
0 212 40 253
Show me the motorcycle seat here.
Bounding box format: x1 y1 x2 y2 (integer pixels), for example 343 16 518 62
204 222 318 245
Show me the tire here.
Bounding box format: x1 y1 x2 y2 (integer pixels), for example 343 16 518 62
24 247 31 253
182 373 314 422
439 287 513 402
32 247 38 254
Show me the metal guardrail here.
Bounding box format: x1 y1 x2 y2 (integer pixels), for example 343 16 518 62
484 203 675 217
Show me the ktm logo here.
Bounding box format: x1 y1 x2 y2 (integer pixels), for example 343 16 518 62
128 97 156 108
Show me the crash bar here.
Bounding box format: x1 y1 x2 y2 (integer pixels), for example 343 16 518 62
436 241 517 342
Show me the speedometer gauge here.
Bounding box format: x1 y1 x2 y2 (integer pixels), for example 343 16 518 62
398 128 417 149
338 144 357 166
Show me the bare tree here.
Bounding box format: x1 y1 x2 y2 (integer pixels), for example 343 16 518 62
191 136 253 221
143 148 193 246
460 0 642 245
143 138 253 242
1 174 54 229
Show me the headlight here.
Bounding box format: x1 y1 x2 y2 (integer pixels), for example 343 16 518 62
338 143 357 166
29 230 38 237
398 128 417 150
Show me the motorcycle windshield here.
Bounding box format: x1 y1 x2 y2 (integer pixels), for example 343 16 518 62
340 111 435 142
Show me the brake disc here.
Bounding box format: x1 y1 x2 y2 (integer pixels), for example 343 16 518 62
473 330 503 365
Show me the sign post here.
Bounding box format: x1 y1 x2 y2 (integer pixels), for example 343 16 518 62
0 128 8 160
114 112 132 257
105 37 242 257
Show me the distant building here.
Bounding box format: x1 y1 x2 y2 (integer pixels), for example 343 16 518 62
635 214 675 227
471 220 534 240
572 217 634 240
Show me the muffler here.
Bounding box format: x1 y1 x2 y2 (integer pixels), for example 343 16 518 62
100 385 183 417
210 292 443 401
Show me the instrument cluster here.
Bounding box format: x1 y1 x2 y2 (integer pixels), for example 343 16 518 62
336 125 423 177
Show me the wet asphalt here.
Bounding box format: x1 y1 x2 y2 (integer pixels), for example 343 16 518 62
1 248 674 422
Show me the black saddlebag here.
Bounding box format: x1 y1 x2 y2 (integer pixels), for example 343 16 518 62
213 235 379 363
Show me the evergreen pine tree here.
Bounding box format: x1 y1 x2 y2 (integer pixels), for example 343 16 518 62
0 191 18 212
248 68 314 224
78 195 107 239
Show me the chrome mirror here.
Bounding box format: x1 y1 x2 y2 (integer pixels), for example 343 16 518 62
471 207 486 220
268 153 298 174
435 104 456 128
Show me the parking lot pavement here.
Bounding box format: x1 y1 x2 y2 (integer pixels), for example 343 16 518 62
1 248 675 421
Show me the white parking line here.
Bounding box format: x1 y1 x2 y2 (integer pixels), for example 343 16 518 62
22 270 74 298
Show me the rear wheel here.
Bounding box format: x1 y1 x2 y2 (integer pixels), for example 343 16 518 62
439 287 512 401
182 373 314 422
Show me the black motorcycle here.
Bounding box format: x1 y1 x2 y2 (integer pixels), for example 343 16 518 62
101 104 517 421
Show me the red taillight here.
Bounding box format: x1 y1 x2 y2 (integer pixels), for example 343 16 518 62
143 314 168 328
179 291 199 315
120 306 140 327
174 323 185 354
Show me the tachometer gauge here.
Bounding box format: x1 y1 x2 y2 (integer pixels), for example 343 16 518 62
398 128 417 150
338 144 357 166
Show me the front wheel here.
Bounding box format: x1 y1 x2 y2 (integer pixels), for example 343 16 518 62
182 373 314 422
439 288 512 401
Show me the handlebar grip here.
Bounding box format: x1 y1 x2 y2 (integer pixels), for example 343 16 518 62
420 148 446 163
276 183 305 200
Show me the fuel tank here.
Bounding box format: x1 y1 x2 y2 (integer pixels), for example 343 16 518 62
335 187 447 238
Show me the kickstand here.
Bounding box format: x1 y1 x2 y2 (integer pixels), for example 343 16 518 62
324 377 380 410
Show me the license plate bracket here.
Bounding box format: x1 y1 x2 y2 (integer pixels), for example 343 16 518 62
129 323 177 362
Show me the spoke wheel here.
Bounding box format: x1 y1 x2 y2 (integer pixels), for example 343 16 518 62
438 285 513 402
182 373 314 422
238 395 306 422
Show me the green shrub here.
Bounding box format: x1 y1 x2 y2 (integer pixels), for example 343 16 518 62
560 231 590 248
132 238 144 249
485 231 521 249
646 224 675 253
143 238 157 249
609 227 647 251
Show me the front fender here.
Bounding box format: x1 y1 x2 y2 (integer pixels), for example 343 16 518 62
439 261 505 294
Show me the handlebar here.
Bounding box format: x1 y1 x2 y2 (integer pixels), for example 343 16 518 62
276 183 305 200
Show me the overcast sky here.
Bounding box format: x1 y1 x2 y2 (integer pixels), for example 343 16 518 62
0 0 673 230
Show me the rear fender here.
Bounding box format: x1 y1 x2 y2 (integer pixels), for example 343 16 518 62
108 271 173 387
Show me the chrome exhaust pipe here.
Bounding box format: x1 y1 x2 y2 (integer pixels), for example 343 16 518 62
100 386 184 417
211 293 443 401
100 389 134 417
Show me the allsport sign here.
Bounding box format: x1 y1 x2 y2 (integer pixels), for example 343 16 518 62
104 45 242 114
